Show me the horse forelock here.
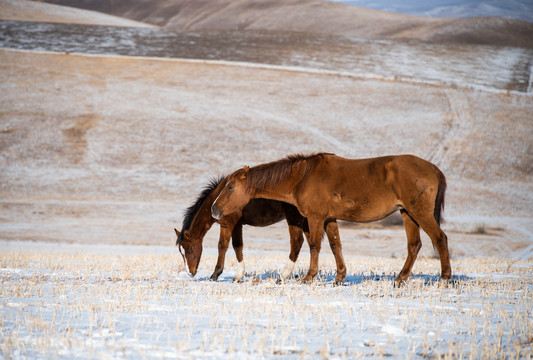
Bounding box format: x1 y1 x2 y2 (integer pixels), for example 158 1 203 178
179 175 226 239
245 153 332 190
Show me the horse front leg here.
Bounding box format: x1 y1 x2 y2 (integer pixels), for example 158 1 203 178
210 225 233 281
231 220 246 282
301 218 324 283
324 219 346 285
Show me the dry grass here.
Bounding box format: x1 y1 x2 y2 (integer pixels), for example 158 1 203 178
1 249 531 359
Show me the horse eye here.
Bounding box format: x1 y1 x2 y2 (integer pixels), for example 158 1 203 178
228 186 234 191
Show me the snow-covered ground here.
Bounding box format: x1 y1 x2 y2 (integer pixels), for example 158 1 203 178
1 241 532 359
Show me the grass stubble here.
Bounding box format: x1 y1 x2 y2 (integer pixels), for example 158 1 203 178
0 250 531 359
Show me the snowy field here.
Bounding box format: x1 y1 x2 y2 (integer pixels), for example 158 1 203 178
1 2 532 359
1 241 532 359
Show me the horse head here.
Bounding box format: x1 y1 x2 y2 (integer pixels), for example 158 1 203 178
211 166 251 220
174 228 202 276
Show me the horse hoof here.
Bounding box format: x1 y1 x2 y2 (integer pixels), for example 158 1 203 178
301 275 314 283
210 275 219 281
438 278 453 288
333 276 345 286
393 278 405 288
333 275 346 286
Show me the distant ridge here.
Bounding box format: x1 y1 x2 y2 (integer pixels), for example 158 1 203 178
0 0 155 27
35 0 533 48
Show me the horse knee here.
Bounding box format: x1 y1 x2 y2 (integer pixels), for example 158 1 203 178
218 242 229 252
329 242 341 253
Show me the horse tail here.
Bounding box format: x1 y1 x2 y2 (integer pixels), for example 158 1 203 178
434 169 447 226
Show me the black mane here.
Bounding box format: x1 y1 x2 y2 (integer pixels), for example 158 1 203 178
177 175 225 244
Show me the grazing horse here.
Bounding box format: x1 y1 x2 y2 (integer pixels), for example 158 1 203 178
211 153 451 285
175 176 343 282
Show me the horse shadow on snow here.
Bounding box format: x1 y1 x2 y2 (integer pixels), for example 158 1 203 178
198 270 473 287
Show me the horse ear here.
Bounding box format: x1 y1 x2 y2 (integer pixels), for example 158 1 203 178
174 228 180 237
240 165 250 180
183 230 190 239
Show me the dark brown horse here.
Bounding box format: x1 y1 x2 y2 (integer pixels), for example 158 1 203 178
211 153 451 285
175 176 343 281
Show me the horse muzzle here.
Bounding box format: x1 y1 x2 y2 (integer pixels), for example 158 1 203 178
211 204 222 220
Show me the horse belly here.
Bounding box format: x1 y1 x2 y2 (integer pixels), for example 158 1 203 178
329 189 399 223
241 199 286 226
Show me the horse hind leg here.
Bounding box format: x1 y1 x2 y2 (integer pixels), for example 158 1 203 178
280 205 306 281
324 220 346 285
417 214 452 281
395 210 422 286
280 224 304 280
231 219 244 263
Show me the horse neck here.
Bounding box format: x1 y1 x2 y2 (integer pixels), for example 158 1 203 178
187 189 220 240
251 169 300 206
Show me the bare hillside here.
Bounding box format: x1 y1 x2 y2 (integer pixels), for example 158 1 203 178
0 0 155 27
0 49 531 259
35 0 533 48
0 1 531 260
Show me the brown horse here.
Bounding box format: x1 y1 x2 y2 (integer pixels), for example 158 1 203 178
175 176 343 282
211 153 451 285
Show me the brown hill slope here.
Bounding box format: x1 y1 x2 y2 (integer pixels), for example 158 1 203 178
0 0 155 27
36 0 533 48
1 50 532 258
